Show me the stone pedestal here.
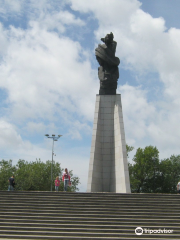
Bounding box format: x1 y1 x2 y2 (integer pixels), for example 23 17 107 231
87 94 131 193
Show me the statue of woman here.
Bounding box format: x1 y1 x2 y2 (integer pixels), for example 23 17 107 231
95 32 120 95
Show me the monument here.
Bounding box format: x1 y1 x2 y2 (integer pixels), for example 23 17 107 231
87 33 131 193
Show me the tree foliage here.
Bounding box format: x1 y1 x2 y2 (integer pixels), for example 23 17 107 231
158 155 180 193
126 144 134 158
129 146 180 193
0 159 80 192
0 160 16 190
129 146 159 193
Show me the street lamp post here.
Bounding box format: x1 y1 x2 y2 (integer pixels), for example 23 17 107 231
45 134 62 191
152 157 156 193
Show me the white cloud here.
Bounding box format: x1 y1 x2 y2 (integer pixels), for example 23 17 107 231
0 119 21 149
23 122 51 135
120 83 180 159
0 0 23 15
68 0 180 78
69 0 167 72
29 10 85 33
0 7 98 144
0 24 97 126
0 23 8 55
120 84 156 143
67 120 92 139
0 119 34 152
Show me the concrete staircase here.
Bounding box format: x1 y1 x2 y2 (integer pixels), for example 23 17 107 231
0 191 179 239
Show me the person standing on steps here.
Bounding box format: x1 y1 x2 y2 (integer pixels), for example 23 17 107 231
8 175 15 191
177 180 180 194
62 168 71 192
55 176 60 192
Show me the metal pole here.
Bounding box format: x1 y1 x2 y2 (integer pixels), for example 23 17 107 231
45 134 62 192
154 163 155 193
51 139 54 192
152 157 155 193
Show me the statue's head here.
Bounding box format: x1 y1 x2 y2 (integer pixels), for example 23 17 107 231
104 32 114 45
101 32 114 46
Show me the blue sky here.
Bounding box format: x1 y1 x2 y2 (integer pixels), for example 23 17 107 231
0 0 180 191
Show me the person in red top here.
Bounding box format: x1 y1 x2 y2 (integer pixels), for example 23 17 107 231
54 176 60 192
62 168 71 191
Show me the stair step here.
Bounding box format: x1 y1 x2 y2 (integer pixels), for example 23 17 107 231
0 191 179 239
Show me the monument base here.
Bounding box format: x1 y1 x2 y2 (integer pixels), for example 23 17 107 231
87 94 131 193
99 89 116 95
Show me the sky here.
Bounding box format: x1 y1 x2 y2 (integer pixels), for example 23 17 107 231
1 0 180 192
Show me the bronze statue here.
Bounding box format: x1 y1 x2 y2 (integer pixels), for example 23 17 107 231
95 32 120 95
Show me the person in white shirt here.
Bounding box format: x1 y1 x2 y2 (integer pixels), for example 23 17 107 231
177 181 180 194
62 168 71 192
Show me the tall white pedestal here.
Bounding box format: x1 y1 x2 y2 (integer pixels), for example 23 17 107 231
87 94 131 193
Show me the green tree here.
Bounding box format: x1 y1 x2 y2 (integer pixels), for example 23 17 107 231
67 170 80 192
129 146 159 193
129 146 180 193
0 159 80 192
126 144 134 158
0 160 16 190
159 155 180 193
15 159 56 191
